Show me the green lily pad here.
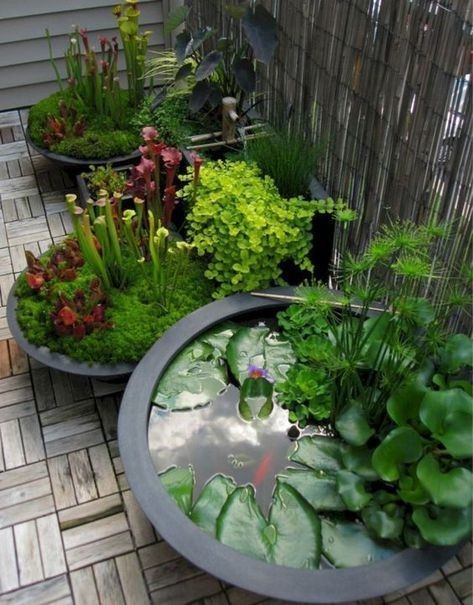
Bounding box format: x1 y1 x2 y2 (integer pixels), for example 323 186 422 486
361 506 404 540
199 322 240 354
190 474 237 536
290 435 345 473
321 519 399 568
226 326 269 384
160 466 194 514
336 470 372 511
439 334 473 374
398 472 430 505
277 468 345 511
419 388 473 459
416 454 473 508
341 446 379 481
412 506 472 546
335 403 374 446
387 381 428 426
263 333 297 383
239 377 273 421
372 427 423 481
216 483 321 568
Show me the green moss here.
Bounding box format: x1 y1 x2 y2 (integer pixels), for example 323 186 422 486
15 258 213 364
28 90 141 160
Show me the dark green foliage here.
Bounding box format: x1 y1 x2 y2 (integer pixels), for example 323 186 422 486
84 165 127 197
132 95 195 148
15 257 212 364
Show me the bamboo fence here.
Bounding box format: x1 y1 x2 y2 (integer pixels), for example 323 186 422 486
185 0 472 330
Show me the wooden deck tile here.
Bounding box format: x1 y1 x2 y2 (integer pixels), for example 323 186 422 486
0 419 26 468
93 559 126 605
0 527 19 592
0 494 55 529
116 552 150 605
0 247 11 276
70 567 100 605
122 490 155 548
0 574 70 604
15 519 44 585
62 512 128 550
58 494 123 531
89 443 119 497
145 556 203 592
139 542 180 571
66 531 134 571
48 455 78 510
5 216 50 246
225 586 263 605
8 339 28 374
150 574 222 605
428 577 462 604
447 567 473 600
19 414 45 462
37 514 67 578
0 476 51 509
0 112 21 128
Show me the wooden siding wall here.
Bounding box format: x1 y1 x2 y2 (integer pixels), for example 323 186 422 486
0 0 166 110
188 0 472 331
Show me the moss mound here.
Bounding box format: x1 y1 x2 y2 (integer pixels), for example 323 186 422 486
28 90 141 160
15 254 213 364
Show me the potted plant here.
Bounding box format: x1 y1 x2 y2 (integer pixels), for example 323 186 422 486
26 1 156 169
118 219 471 602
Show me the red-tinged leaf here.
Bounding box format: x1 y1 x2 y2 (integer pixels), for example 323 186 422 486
25 272 45 290
57 306 78 326
60 268 77 281
72 324 86 340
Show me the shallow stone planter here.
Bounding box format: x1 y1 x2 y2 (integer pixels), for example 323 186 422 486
7 283 135 380
26 129 141 173
118 287 457 604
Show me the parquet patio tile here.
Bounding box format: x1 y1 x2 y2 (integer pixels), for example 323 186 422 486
0 109 471 605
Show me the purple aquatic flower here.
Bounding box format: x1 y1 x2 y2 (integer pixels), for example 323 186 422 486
247 365 273 382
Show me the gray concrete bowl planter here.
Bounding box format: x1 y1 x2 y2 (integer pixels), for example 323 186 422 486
6 282 135 380
118 287 457 604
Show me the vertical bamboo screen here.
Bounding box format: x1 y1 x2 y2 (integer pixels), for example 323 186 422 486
186 0 472 329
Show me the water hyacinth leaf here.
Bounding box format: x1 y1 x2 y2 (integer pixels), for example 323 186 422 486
419 388 473 459
277 468 345 511
439 334 473 374
216 485 269 561
175 62 193 82
164 5 190 34
174 30 191 63
361 506 404 540
335 403 374 446
387 380 428 426
416 454 473 508
290 435 345 472
321 519 399 568
336 470 372 511
341 446 379 481
195 51 223 81
226 326 269 384
190 474 237 536
232 57 256 92
412 506 472 546
403 525 426 549
160 466 194 515
263 333 296 384
199 322 240 356
239 377 273 421
268 482 321 568
242 5 277 64
398 472 430 505
189 79 211 113
372 427 423 481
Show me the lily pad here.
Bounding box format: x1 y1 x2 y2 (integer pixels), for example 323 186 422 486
387 381 428 426
263 333 296 383
239 377 273 421
199 322 240 355
290 435 345 473
412 506 472 546
372 427 423 481
190 474 237 536
398 472 430 505
336 470 372 511
419 388 473 459
216 483 321 568
160 466 194 515
416 454 473 508
361 506 404 540
335 403 374 446
321 519 399 568
341 446 379 481
226 326 268 384
277 468 345 511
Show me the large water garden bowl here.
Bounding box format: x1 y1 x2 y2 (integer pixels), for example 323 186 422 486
117 287 458 604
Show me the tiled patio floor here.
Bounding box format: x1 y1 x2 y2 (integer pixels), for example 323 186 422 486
0 109 471 605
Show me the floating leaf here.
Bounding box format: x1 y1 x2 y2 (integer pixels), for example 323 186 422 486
398 472 430 505
335 403 374 446
439 334 473 374
226 326 268 384
189 80 211 113
361 506 404 540
160 466 194 514
341 446 379 481
242 5 277 64
419 388 473 459
239 377 273 421
199 322 240 356
290 435 345 473
232 57 256 92
278 468 345 511
164 5 190 34
416 454 473 508
321 519 398 568
412 506 472 546
336 470 372 511
195 51 223 81
263 332 296 383
190 474 236 536
372 427 423 481
387 381 428 426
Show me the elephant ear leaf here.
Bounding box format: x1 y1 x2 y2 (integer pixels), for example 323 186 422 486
412 506 472 546
335 402 374 446
372 427 423 481
419 388 473 459
164 5 190 34
189 80 211 113
160 466 194 515
174 30 191 63
195 50 223 81
232 57 256 92
242 5 278 64
439 334 473 374
416 454 473 508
